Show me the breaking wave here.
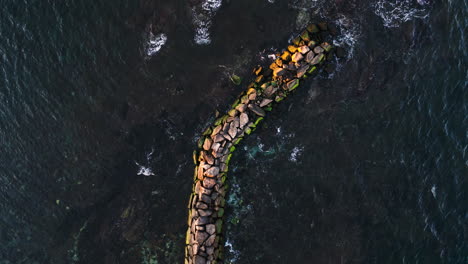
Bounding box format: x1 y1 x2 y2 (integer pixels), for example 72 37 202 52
373 0 430 28
145 32 167 57
192 0 223 45
333 14 361 59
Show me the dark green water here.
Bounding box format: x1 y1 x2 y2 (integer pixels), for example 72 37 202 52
0 0 466 263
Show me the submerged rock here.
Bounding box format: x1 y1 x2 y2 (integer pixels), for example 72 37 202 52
321 42 332 52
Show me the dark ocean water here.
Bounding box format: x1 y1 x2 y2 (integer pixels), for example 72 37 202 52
0 0 466 263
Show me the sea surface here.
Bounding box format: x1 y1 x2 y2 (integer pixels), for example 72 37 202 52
0 0 466 263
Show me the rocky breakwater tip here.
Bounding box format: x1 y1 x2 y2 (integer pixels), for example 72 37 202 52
185 22 340 264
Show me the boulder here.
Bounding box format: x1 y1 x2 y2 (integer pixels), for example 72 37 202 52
222 133 232 141
281 51 291 61
193 244 199 255
194 216 209 226
201 194 211 204
206 224 216 235
248 104 266 117
194 255 206 264
285 61 297 71
196 202 208 209
228 109 237 117
205 235 216 247
228 122 237 139
222 122 230 134
284 79 300 91
239 113 249 128
213 134 224 143
298 45 310 54
259 98 273 107
275 58 283 67
321 42 332 52
307 40 317 48
211 125 222 137
211 142 221 152
292 36 301 46
263 85 278 98
287 45 297 53
197 163 205 180
203 177 216 189
300 30 310 41
296 65 310 78
305 51 315 63
291 52 304 63
310 53 325 65
198 210 212 217
235 103 247 112
313 46 324 54
248 92 256 101
201 151 214 165
204 166 219 178
195 231 209 244
273 67 286 77
233 117 240 129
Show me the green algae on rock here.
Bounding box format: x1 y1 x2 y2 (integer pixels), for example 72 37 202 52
185 23 338 264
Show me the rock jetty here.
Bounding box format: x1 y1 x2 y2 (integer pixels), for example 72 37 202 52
185 23 338 264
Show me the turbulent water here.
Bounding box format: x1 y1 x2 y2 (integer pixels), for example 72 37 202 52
0 0 466 263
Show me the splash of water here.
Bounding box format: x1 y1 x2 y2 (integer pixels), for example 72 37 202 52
373 0 429 28
333 14 361 59
146 32 167 56
192 0 223 45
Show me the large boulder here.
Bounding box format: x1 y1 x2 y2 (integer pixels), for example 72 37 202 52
291 52 304 63
248 104 266 117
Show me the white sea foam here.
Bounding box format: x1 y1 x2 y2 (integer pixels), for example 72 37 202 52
136 164 155 176
431 185 437 198
146 32 167 56
192 0 223 45
135 149 156 176
289 146 304 162
333 14 361 59
373 0 429 28
224 239 240 262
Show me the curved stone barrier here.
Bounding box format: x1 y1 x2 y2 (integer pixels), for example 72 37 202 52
185 23 338 264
